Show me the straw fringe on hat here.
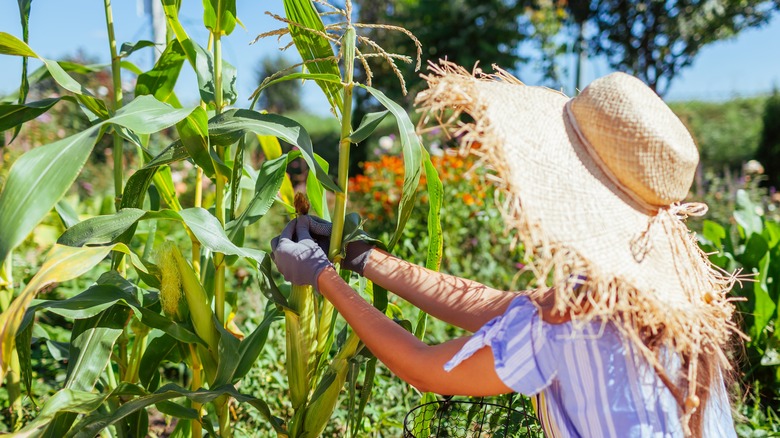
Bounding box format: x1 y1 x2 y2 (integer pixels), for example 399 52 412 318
415 60 743 433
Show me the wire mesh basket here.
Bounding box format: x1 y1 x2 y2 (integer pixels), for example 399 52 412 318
403 394 545 438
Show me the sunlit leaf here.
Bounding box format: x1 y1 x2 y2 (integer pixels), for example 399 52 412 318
282 0 343 115
209 109 340 192
249 72 341 108
135 39 186 104
359 84 423 250
119 40 158 58
203 0 237 36
0 128 101 264
0 97 64 132
0 245 114 379
350 110 390 143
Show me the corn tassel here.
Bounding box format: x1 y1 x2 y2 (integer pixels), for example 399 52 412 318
301 332 361 438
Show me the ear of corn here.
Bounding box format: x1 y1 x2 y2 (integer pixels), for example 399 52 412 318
285 284 318 410
158 241 189 322
301 332 361 437
169 244 220 357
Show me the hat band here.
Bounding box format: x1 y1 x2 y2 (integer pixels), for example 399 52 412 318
563 101 660 213
563 101 708 260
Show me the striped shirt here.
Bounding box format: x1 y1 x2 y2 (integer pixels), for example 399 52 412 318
444 295 736 437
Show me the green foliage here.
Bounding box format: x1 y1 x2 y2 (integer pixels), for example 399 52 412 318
350 152 527 291
670 97 768 169
756 90 780 189
354 0 528 107
0 0 436 436
698 187 780 413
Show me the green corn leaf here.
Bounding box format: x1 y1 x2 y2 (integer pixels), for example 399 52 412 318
135 39 187 104
350 111 390 143
126 410 149 438
0 243 146 380
13 388 106 437
39 305 132 437
179 207 267 265
359 85 423 250
422 150 443 272
306 154 331 219
751 253 775 340
249 72 341 109
203 0 237 36
16 322 34 403
0 94 189 257
153 165 183 211
0 97 64 132
57 208 183 247
161 1 237 106
67 383 285 438
257 252 290 308
0 31 36 57
414 151 443 340
56 206 268 267
107 95 194 135
282 0 343 115
351 356 377 437
0 128 101 264
119 40 158 58
229 135 246 221
17 0 32 104
211 322 241 386
209 108 340 192
58 208 149 247
65 306 130 392
176 106 221 178
228 151 301 239
0 240 111 377
55 199 81 229
232 305 282 383
154 400 199 420
19 275 203 345
120 142 188 211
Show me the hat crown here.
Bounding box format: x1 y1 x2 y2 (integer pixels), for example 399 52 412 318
569 73 698 207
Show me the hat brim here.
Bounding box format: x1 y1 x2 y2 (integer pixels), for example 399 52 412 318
416 63 736 362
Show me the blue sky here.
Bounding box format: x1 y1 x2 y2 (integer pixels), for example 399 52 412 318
1 1 779 109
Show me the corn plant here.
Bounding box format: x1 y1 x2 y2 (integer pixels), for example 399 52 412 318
251 1 443 436
0 0 442 437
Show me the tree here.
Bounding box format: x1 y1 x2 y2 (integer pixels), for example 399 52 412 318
354 0 530 107
756 89 780 188
591 0 778 95
255 54 302 113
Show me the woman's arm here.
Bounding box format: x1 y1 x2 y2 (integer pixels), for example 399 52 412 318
317 266 514 396
363 250 518 331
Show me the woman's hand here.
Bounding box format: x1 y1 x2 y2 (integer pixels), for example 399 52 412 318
270 218 332 288
295 215 374 275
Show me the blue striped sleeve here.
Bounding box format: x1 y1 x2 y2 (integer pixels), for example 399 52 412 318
444 295 556 395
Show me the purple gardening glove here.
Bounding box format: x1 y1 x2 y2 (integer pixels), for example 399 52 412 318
297 215 374 276
270 218 332 288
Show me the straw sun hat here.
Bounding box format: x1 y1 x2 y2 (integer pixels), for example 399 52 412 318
415 61 740 424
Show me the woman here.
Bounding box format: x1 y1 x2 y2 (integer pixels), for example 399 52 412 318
271 63 739 437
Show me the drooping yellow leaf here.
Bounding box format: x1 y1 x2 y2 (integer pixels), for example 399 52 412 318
0 244 114 381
